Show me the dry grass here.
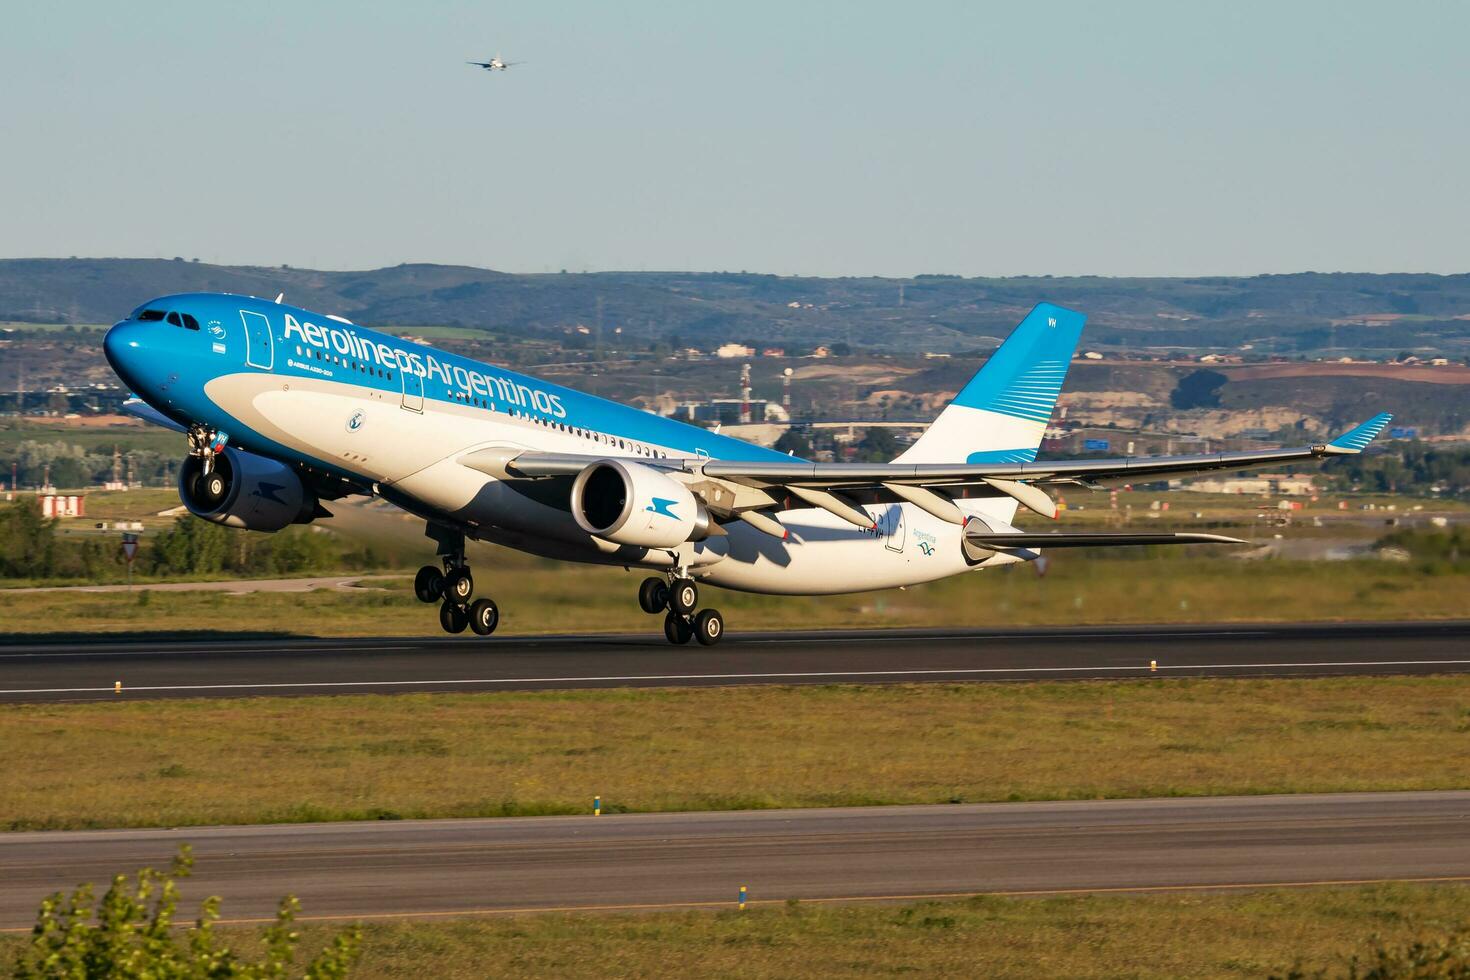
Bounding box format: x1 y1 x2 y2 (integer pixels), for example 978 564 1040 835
331 883 1470 979
1 556 1466 639
2 676 1467 831
7 883 1466 979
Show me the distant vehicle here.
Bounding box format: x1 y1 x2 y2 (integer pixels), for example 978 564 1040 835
467 54 521 72
104 298 1392 646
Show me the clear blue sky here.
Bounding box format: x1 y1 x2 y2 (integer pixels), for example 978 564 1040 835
2 1 1465 277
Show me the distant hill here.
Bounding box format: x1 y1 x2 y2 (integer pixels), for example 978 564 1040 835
2 258 1469 357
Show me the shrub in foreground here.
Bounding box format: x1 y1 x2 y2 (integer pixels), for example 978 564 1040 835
10 845 360 979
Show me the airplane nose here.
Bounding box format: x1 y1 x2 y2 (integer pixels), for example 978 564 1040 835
103 319 148 390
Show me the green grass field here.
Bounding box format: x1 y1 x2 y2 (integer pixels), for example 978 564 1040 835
5 883 1468 978
2 676 1466 831
3 554 1464 638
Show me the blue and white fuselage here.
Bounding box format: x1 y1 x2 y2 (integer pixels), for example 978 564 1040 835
103 293 1028 598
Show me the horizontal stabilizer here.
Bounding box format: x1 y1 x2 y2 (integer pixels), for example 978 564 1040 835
963 531 1246 549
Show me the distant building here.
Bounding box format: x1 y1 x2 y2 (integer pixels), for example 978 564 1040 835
40 494 85 518
810 345 831 359
671 399 770 424
716 343 755 359
761 347 786 358
1187 474 1316 496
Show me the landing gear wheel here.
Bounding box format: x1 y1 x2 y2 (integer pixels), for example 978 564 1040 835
414 565 445 603
196 471 227 507
663 611 693 645
670 578 698 616
468 598 499 636
444 568 474 604
638 577 669 614
693 608 725 646
439 601 469 634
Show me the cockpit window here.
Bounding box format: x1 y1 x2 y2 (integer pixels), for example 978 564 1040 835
181 313 200 330
137 309 166 322
166 312 183 327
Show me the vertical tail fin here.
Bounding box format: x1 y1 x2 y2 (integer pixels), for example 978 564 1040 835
896 302 1085 464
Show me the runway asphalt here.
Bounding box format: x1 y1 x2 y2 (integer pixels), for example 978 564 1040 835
0 621 1467 703
3 791 1468 930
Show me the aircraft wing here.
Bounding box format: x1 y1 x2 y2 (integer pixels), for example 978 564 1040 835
121 396 187 433
482 413 1392 527
963 530 1246 549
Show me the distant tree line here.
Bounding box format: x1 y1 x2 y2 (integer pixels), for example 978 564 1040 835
1320 442 1470 498
1 440 174 489
0 498 398 583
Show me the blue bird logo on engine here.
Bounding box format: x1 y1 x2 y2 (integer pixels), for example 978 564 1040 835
251 482 287 505
646 497 680 519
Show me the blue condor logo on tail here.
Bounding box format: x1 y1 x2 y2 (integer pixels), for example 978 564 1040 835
646 497 680 519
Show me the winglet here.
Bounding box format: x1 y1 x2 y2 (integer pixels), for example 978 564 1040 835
1324 412 1393 454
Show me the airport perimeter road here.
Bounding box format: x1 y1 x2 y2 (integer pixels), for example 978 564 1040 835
0 621 1467 703
2 792 1468 929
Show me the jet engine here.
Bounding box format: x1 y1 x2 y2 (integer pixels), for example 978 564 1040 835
570 459 710 548
178 447 318 533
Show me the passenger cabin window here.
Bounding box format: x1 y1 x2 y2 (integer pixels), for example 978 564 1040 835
138 309 165 322
166 312 182 327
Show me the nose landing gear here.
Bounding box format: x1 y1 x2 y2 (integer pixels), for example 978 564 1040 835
641 574 724 646
418 525 499 637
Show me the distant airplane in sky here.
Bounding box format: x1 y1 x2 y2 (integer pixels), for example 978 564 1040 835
467 55 521 72
104 297 1392 646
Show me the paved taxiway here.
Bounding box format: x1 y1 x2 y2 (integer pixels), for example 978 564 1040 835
0 621 1466 703
2 792 1467 929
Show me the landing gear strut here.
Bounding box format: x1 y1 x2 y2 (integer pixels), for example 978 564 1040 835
419 525 498 637
641 573 724 646
185 424 227 505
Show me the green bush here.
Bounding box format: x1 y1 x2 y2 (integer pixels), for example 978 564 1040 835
0 497 56 579
145 517 381 578
1373 527 1468 573
9 845 360 979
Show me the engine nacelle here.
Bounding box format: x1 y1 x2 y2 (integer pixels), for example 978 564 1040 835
570 459 710 549
178 447 317 533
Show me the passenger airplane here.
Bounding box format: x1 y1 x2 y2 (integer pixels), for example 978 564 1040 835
103 297 1391 645
467 55 521 71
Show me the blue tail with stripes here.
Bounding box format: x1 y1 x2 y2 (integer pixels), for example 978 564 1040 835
897 303 1086 464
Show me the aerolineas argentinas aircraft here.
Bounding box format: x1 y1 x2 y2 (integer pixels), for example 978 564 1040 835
103 297 1392 645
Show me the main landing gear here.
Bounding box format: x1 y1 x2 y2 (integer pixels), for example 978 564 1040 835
416 527 498 636
639 574 724 646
